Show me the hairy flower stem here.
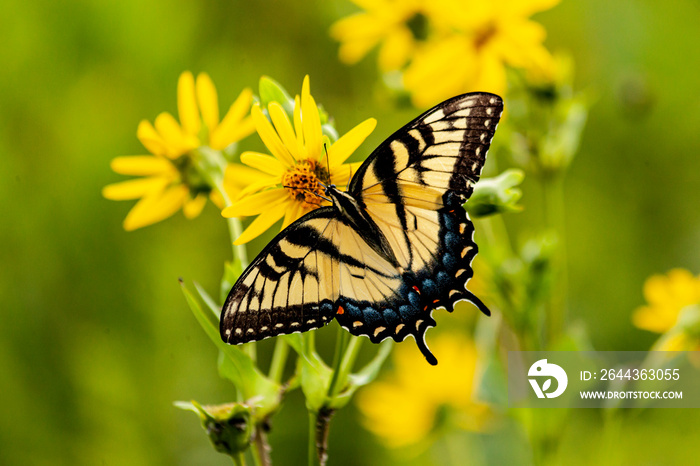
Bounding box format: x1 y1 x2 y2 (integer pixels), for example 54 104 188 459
252 425 272 466
309 408 335 466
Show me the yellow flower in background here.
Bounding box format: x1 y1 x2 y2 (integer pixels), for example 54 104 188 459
633 269 700 351
222 76 376 245
404 0 559 106
103 71 255 230
633 269 700 333
330 0 453 72
357 333 491 448
331 0 559 107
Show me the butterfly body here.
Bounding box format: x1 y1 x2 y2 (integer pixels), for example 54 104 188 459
221 92 503 365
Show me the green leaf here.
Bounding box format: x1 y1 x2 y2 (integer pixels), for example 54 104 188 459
259 76 294 116
220 259 243 306
180 281 282 419
285 333 334 412
332 339 393 409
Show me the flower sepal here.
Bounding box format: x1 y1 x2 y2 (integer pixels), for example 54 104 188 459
466 168 524 218
174 400 253 458
259 76 295 120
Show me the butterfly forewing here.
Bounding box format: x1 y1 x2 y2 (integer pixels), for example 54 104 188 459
221 208 340 343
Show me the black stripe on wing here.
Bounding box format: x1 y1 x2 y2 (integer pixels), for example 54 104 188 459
349 92 504 201
221 207 340 344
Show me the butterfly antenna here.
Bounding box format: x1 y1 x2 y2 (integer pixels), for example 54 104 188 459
323 142 330 172
282 185 332 203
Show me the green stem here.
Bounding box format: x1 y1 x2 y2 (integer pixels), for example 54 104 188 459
326 327 350 398
541 174 568 346
308 411 320 466
332 337 363 398
268 339 289 383
231 451 246 466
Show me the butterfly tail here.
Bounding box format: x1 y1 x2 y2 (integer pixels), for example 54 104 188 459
414 331 438 366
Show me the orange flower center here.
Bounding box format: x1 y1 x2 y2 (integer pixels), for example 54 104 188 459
281 159 330 209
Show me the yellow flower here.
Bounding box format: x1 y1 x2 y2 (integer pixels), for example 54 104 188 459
330 0 454 72
633 269 700 333
633 269 700 351
331 0 559 107
221 76 377 245
357 333 491 448
103 71 255 231
404 0 559 106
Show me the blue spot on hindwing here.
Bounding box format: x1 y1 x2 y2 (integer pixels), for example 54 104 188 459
436 271 450 287
421 278 438 296
442 253 457 271
362 307 382 325
444 231 459 249
382 309 400 325
398 304 416 320
408 291 421 308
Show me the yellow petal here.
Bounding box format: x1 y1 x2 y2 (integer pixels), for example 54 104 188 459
210 88 255 150
632 306 677 333
222 188 287 218
292 95 308 160
154 112 199 158
224 162 278 197
233 200 289 245
328 118 376 168
378 27 414 72
209 189 225 210
102 176 170 200
178 71 200 136
301 76 323 161
183 193 207 219
330 14 385 65
110 156 173 176
123 184 188 231
503 0 560 16
282 201 304 229
240 151 287 177
472 52 507 96
251 105 296 167
268 102 300 160
216 116 256 151
137 120 168 156
196 72 220 133
330 161 363 187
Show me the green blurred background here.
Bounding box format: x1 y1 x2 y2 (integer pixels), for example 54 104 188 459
2 0 700 464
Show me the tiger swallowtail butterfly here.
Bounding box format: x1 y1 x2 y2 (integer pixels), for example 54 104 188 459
220 92 503 365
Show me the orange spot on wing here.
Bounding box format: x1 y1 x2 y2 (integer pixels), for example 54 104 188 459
337 305 345 315
412 286 420 294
